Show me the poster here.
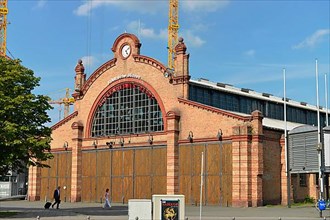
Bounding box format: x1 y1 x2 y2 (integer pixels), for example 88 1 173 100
161 200 179 220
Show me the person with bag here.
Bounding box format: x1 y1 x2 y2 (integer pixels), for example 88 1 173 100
52 186 61 209
103 188 111 209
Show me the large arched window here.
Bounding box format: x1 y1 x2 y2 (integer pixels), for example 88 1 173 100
91 83 164 137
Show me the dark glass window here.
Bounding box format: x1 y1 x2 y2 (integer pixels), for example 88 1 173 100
189 84 328 126
91 83 163 137
299 173 307 187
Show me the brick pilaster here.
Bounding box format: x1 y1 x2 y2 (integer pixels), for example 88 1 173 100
280 134 293 205
166 111 180 194
250 111 264 207
70 122 83 202
231 125 251 207
231 113 264 208
27 165 41 201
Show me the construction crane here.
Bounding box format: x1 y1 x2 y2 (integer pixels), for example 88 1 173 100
49 88 75 120
168 0 179 70
0 0 8 57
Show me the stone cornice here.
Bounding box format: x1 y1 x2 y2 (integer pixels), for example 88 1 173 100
133 55 167 73
75 58 117 99
51 111 78 131
178 97 251 122
172 75 190 85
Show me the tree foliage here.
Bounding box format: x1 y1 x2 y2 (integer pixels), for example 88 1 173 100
0 57 53 175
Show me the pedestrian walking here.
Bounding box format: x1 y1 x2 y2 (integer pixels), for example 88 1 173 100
103 188 111 209
52 186 61 209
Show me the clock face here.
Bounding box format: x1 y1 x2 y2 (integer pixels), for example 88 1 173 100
121 44 131 58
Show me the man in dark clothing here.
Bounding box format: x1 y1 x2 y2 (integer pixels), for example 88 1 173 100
52 186 61 209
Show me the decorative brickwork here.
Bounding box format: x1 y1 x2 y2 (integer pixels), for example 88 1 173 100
166 111 180 194
27 165 41 201
70 121 83 202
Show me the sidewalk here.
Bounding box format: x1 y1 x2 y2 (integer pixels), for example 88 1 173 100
0 199 329 220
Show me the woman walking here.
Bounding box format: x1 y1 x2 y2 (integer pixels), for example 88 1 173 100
103 188 111 209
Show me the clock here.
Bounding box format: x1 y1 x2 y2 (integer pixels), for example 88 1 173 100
121 44 131 58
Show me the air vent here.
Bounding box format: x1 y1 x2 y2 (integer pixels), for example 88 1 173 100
262 93 271 97
241 88 250 93
198 78 209 82
216 83 226 88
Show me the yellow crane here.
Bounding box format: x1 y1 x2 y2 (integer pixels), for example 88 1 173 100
49 88 75 120
0 0 8 57
168 0 179 70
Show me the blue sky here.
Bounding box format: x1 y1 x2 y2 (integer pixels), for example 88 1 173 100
7 0 330 125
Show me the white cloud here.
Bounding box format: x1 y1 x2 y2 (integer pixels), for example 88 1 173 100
293 29 330 49
81 56 99 70
243 49 255 57
74 0 166 16
34 0 47 9
127 21 167 41
182 0 230 12
181 31 206 47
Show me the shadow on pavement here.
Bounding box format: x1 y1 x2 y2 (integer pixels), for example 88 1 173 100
0 205 128 218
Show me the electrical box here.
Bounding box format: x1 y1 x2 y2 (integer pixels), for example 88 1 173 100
128 199 152 220
152 195 185 220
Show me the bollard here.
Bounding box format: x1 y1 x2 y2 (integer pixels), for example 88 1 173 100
36 216 40 220
323 217 326 220
232 218 235 220
87 216 90 220
278 218 281 220
185 218 189 220
135 217 139 220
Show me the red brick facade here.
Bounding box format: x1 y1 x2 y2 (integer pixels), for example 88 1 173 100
27 33 317 207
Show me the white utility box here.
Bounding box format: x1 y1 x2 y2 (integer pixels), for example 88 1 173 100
128 199 152 220
152 194 185 220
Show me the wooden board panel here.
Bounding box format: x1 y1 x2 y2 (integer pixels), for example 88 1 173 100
206 144 221 175
206 176 220 205
98 150 111 177
98 176 111 203
135 148 151 175
48 177 57 201
123 150 134 176
112 150 123 176
178 175 193 204
40 178 49 201
134 176 151 199
57 177 70 202
179 145 192 175
90 176 97 202
222 143 232 206
90 152 97 178
58 153 70 178
152 176 166 195
40 160 50 178
111 177 123 203
81 177 91 202
48 155 57 177
122 176 133 203
82 152 91 177
152 147 167 175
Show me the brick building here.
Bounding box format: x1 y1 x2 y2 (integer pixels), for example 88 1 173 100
28 33 324 207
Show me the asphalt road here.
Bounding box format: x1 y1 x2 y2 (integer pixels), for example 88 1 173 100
0 199 329 220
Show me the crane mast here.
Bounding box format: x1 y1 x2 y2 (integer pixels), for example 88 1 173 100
0 0 8 57
49 88 75 120
168 0 179 70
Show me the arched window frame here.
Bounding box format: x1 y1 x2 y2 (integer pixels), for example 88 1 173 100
91 82 164 137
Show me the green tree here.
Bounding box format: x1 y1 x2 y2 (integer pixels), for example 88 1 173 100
0 57 53 175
